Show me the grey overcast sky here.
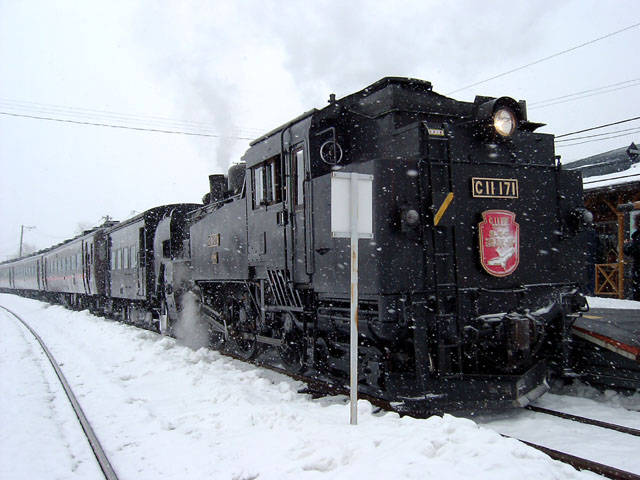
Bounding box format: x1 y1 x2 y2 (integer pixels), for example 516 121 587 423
1 0 639 256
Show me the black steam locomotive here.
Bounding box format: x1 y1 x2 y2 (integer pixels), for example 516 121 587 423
0 77 590 413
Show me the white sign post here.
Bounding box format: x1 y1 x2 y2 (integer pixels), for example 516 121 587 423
331 171 373 425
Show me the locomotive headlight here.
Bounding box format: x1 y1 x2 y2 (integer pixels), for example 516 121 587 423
474 97 529 140
493 108 517 137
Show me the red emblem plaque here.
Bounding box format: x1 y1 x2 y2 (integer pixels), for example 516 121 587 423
478 210 520 277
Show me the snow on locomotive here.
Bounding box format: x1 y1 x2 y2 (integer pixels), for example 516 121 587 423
180 77 590 412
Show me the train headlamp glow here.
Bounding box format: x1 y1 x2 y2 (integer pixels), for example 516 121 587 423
493 108 517 137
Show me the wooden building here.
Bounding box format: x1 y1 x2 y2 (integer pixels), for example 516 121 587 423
566 142 640 298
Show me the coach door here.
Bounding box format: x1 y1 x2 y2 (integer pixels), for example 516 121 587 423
137 227 146 297
82 240 92 295
288 145 312 284
36 258 42 290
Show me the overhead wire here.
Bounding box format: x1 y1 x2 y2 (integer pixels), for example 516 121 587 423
529 78 640 110
556 130 640 147
2 22 639 148
0 111 256 140
0 98 267 139
555 126 640 143
446 21 640 95
553 116 640 148
555 116 640 138
0 97 268 134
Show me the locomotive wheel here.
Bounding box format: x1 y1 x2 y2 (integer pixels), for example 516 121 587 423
313 337 331 374
207 323 226 351
228 297 261 360
234 334 259 360
278 313 306 373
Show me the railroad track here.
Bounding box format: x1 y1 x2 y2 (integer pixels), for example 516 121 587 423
481 404 640 480
519 405 640 479
526 405 640 437
515 437 640 480
0 305 119 480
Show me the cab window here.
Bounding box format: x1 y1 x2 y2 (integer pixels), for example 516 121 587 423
252 155 281 208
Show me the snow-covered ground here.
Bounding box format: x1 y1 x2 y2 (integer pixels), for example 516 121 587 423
2 294 637 480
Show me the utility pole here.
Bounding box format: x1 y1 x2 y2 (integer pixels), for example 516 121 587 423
19 225 36 258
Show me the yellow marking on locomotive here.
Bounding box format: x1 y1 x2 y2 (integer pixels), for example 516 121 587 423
434 192 454 226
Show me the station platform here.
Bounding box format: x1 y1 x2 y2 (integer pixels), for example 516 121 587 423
571 308 640 391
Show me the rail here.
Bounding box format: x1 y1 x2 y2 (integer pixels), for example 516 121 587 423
0 305 119 480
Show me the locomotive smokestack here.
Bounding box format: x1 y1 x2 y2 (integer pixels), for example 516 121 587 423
208 174 226 204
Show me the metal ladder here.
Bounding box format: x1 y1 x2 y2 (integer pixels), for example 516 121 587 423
424 123 463 376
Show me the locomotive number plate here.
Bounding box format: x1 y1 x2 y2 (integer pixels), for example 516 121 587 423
472 177 518 199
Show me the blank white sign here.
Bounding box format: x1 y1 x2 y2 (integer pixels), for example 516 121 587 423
330 172 373 238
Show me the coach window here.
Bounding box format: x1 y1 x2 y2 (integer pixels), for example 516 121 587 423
123 247 129 269
131 245 137 268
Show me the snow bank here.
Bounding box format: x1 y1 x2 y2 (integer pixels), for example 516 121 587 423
586 295 640 309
